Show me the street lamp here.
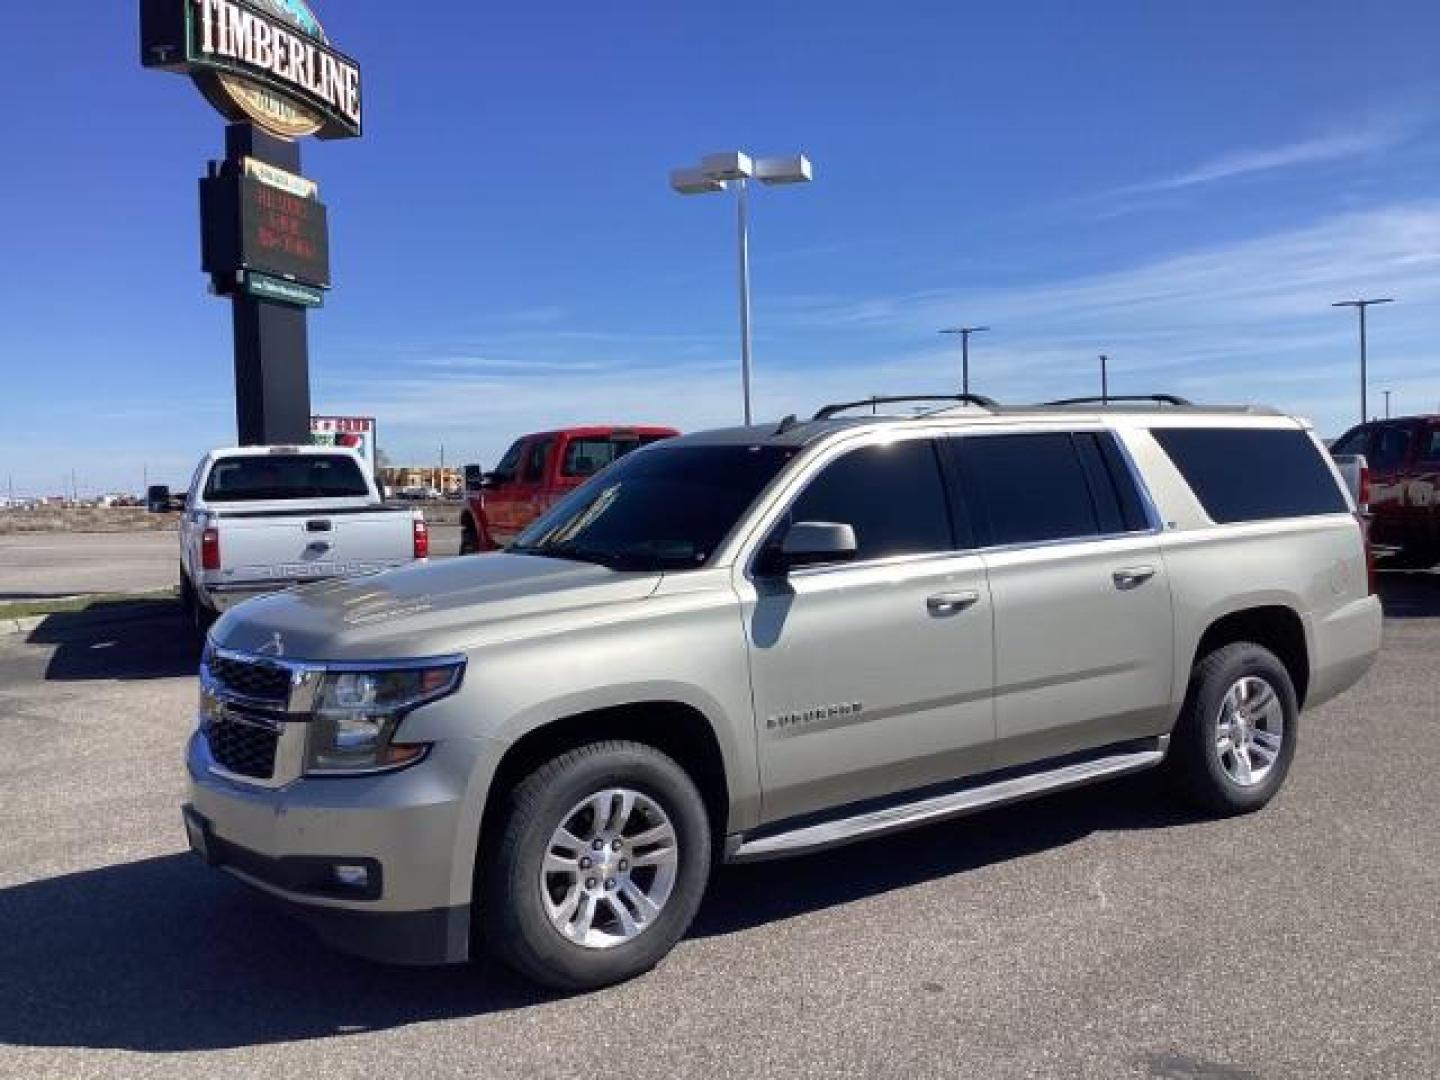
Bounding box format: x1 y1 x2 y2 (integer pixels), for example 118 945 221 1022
1099 353 1109 403
1332 297 1394 425
1383 389 1392 419
938 326 989 395
670 151 814 425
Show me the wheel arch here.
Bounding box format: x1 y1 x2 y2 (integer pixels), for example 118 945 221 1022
1189 604 1310 706
475 699 734 880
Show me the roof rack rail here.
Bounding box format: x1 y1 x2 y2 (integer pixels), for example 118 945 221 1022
1039 394 1193 408
813 393 998 420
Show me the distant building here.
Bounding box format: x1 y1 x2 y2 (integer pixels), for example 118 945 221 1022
378 466 461 497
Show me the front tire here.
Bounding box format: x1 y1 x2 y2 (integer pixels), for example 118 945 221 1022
1168 642 1298 815
482 740 711 991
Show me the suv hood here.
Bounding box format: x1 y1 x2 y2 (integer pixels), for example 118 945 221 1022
212 553 662 661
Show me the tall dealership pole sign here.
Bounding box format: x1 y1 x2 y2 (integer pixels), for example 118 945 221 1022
140 0 362 445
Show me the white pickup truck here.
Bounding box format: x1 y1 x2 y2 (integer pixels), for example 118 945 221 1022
163 445 428 630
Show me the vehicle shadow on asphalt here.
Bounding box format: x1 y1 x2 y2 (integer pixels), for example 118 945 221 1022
694 771 1192 938
0 776 1193 1052
0 853 549 1052
1376 569 1440 619
28 601 201 682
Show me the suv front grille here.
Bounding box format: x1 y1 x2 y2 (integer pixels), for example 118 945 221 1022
206 712 280 779
210 655 292 704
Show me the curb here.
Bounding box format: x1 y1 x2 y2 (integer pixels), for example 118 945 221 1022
1 616 45 637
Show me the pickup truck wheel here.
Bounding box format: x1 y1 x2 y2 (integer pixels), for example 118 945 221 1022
180 572 215 636
482 740 711 991
1169 642 1298 816
459 518 479 555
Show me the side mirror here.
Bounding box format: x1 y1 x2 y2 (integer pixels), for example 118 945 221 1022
146 485 171 513
463 464 484 494
768 520 858 573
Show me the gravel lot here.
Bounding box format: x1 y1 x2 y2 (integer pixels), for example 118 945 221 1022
0 574 1436 1079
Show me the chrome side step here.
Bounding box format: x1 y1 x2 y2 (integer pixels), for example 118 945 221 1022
729 738 1168 863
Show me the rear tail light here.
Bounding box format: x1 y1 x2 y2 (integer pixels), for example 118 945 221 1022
201 526 221 571
1356 462 1371 513
413 516 429 559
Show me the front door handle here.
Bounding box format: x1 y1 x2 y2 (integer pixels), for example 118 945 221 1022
927 590 980 616
1112 565 1157 590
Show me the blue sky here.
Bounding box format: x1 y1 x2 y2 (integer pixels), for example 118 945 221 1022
2 1 1439 496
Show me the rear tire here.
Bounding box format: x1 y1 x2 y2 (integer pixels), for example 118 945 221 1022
459 517 480 555
482 740 711 991
1167 642 1298 816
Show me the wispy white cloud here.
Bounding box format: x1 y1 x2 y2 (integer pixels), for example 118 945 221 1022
1111 110 1423 198
323 199 1440 469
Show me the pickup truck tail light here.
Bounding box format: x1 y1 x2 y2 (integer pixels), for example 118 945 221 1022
413 516 430 559
201 525 221 571
1356 462 1371 513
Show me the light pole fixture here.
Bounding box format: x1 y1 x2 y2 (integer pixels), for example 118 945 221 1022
1383 389 1392 419
670 151 814 425
938 326 990 395
1332 297 1394 425
1099 353 1109 403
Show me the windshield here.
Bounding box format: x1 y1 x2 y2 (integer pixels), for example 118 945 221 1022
203 454 370 502
511 444 797 570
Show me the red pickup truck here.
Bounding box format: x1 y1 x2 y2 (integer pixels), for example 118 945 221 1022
1331 415 1440 568
460 425 678 553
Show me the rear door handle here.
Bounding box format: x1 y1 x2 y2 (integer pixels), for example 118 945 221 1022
927 590 981 616
1112 565 1157 590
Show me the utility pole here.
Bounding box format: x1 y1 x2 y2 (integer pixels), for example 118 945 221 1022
939 326 990 396
1332 298 1394 425
1100 354 1110 403
1383 390 1392 419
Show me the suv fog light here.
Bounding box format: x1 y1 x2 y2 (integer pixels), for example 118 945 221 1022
333 864 370 889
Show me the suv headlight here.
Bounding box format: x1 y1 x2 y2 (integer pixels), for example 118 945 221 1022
305 661 464 775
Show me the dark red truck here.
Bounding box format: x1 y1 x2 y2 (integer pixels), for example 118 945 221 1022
460 425 678 553
1331 415 1440 568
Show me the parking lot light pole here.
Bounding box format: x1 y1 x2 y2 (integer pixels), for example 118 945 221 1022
1100 353 1109 403
938 326 989 396
1332 298 1394 424
1383 390 1392 419
670 152 814 426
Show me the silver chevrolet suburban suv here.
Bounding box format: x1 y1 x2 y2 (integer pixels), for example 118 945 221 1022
184 395 1382 990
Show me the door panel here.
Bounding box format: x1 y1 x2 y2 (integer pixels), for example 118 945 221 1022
742 554 995 823
984 535 1174 768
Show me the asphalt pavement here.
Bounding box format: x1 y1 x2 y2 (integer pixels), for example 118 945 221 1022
0 574 1436 1078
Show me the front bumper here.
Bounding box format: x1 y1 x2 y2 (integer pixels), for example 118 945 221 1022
185 731 487 965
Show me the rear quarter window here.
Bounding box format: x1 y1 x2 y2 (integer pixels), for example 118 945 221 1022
1151 427 1347 523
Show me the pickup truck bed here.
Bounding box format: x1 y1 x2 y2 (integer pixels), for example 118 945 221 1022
176 446 426 626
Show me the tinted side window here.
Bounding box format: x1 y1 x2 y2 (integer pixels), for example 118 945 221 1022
784 440 953 561
954 433 1100 545
491 440 524 482
563 437 641 477
1421 428 1440 465
1329 427 1370 457
1369 425 1414 471
522 438 554 482
1151 427 1347 523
